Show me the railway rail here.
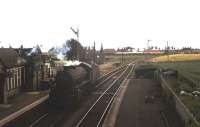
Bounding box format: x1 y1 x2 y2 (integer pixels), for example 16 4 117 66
95 65 126 88
25 64 129 127
75 63 135 127
95 64 126 86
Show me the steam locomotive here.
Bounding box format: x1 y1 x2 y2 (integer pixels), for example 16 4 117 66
50 62 100 107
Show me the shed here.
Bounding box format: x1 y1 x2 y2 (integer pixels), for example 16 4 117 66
104 49 115 55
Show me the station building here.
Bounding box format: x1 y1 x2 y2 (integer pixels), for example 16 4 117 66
0 48 25 104
0 47 55 104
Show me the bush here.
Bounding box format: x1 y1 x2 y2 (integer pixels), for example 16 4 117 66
179 82 194 92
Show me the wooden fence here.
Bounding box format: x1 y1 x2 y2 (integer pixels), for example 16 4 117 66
155 71 200 127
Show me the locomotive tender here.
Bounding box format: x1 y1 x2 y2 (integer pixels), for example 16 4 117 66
50 62 99 107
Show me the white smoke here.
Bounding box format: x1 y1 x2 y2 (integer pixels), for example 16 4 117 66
49 41 84 67
28 45 41 56
63 60 81 66
49 42 70 60
56 52 65 60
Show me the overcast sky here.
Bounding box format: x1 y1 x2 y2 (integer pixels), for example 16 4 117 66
0 0 200 51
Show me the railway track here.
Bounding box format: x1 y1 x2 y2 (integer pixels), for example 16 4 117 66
94 65 126 88
95 65 126 87
25 64 129 127
75 63 135 127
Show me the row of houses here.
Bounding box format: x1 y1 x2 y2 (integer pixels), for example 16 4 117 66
0 47 55 104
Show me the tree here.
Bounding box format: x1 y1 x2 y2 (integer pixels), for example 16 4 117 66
66 39 86 61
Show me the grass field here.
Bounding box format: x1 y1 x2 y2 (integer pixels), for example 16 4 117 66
152 53 200 87
99 62 120 76
154 61 200 85
151 54 200 123
152 54 200 62
99 54 161 76
105 54 161 64
99 55 137 76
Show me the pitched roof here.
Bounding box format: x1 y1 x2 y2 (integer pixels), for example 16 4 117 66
15 46 42 57
15 48 32 57
0 48 23 68
104 49 115 54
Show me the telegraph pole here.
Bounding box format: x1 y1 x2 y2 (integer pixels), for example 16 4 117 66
167 41 169 62
121 48 124 64
147 40 152 50
93 42 96 63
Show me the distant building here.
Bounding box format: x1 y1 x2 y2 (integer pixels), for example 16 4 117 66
104 49 115 55
143 49 164 54
117 47 135 52
115 51 143 55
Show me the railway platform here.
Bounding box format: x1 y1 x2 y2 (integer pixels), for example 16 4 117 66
103 78 183 127
0 90 49 127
